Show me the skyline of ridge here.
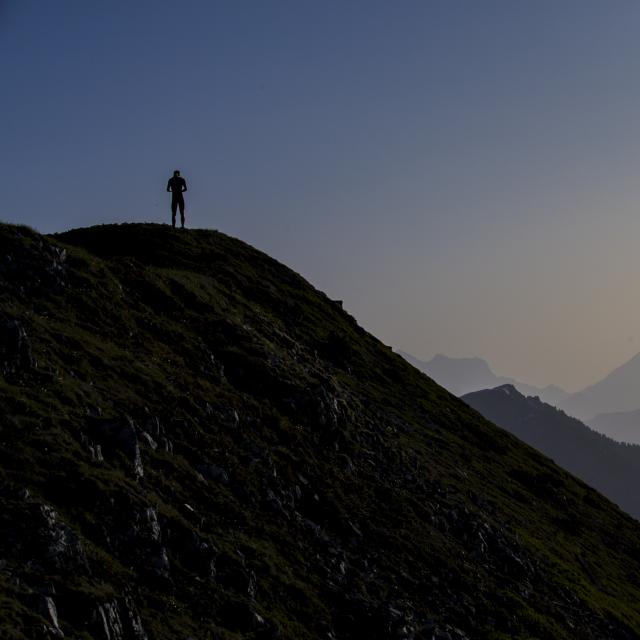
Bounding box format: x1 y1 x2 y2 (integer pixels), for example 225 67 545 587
4 1 640 390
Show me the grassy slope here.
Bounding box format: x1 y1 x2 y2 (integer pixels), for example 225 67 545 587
0 222 639 639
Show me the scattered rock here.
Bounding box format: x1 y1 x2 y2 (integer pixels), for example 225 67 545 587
0 317 35 376
129 506 169 578
120 594 148 640
93 417 144 479
90 601 124 640
219 407 239 429
217 551 256 597
139 507 161 543
91 596 148 640
36 505 89 573
139 432 157 450
80 433 104 462
35 596 63 636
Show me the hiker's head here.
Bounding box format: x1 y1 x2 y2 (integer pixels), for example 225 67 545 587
173 170 180 177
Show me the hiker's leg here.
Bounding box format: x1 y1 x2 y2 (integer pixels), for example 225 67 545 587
171 200 177 227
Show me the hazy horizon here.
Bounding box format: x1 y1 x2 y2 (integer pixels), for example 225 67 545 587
4 1 640 392
398 348 631 395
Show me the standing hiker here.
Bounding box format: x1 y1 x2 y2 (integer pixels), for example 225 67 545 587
167 170 187 228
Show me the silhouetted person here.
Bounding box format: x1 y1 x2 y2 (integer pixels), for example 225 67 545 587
167 170 187 228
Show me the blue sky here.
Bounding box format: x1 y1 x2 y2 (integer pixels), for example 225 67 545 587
3 1 640 390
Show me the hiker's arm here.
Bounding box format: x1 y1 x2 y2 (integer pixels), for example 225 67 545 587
182 181 188 192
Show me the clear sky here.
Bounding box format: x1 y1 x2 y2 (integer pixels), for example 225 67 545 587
3 1 640 392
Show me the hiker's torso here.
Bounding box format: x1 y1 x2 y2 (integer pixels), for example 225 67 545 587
168 177 186 195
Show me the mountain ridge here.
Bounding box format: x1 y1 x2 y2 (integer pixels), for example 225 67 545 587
1 223 640 638
401 349 640 436
463 384 640 520
560 352 640 422
398 351 568 406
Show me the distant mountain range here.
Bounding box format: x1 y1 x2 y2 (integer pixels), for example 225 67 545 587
560 352 640 421
398 351 568 406
463 385 640 520
401 350 640 442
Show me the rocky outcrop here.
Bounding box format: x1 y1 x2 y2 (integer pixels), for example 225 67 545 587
36 505 90 574
92 418 144 479
0 317 35 377
90 596 148 640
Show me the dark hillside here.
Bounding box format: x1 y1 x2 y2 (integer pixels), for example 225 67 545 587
1 223 640 639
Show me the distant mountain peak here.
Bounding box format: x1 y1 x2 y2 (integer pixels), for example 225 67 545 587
463 385 640 524
495 383 518 395
560 350 640 420
399 351 567 406
464 384 525 403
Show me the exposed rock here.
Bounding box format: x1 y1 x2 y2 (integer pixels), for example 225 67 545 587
128 506 170 578
139 432 157 450
35 596 63 636
80 433 104 462
93 417 144 478
139 507 162 543
91 596 148 640
149 545 170 576
36 505 89 573
91 601 124 640
282 385 351 442
219 407 239 429
143 416 162 437
217 551 256 597
0 317 35 376
264 489 287 516
313 386 342 429
43 243 68 290
120 595 148 640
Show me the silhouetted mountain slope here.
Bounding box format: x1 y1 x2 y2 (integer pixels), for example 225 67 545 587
561 352 640 421
463 385 640 520
2 223 640 639
589 409 640 445
399 351 568 406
